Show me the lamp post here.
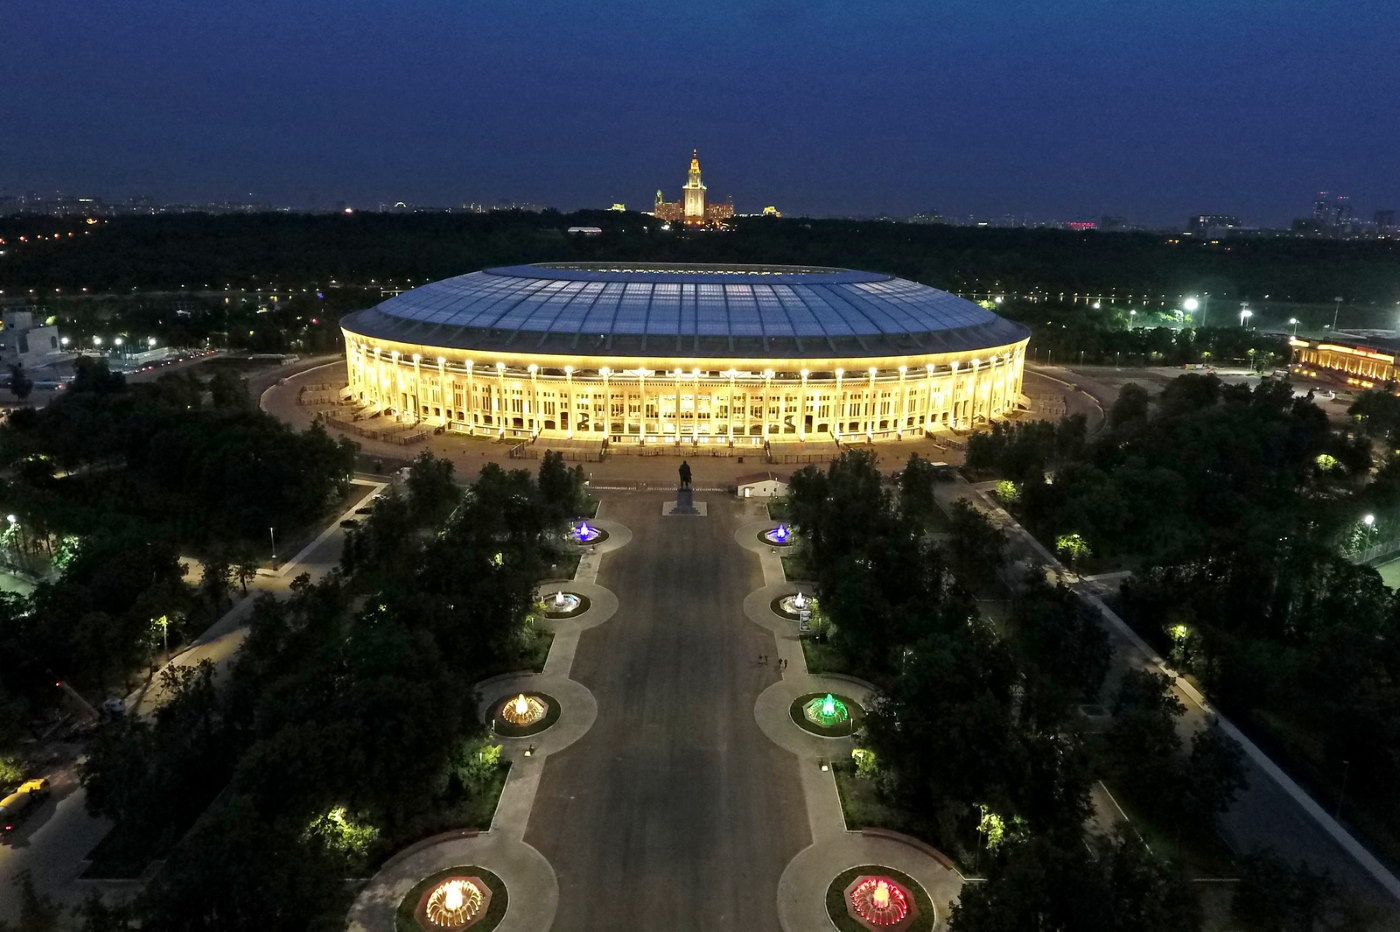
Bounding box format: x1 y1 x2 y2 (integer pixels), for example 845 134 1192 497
1129 309 1136 329
1289 317 1299 337
1331 296 1344 330
269 526 277 567
1240 308 1253 329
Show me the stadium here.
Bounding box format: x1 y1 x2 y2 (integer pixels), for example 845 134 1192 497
338 262 1031 448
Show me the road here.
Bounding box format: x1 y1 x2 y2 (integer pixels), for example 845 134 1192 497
524 494 810 931
0 479 380 924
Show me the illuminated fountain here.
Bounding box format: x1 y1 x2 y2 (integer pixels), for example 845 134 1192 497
804 693 850 729
546 590 582 615
420 876 489 928
761 523 794 546
501 693 547 727
570 520 604 543
845 875 913 929
778 590 811 616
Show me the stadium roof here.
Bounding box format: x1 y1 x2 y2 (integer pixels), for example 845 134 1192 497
340 263 1030 358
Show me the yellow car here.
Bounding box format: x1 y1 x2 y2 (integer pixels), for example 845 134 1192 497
0 778 51 837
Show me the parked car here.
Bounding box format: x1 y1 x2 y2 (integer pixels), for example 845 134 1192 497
0 778 51 839
340 519 360 529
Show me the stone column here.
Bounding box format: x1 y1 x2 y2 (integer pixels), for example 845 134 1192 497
564 366 574 438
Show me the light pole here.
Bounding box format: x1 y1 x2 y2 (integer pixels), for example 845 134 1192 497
1289 317 1299 337
1331 296 1344 330
269 526 277 567
1240 308 1253 329
1129 309 1136 329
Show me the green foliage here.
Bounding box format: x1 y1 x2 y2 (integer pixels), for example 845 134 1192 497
950 831 1202 932
0 871 62 932
1231 849 1342 932
947 500 1007 589
405 452 460 524
897 454 939 524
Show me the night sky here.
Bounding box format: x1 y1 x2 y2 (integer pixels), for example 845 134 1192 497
2 0 1395 225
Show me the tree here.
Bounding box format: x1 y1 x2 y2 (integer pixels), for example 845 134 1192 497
1232 849 1341 932
1109 381 1150 429
949 830 1201 932
207 369 250 409
6 364 33 402
405 452 459 524
537 450 583 527
0 871 62 932
198 553 233 612
233 550 259 593
1182 721 1248 822
1104 669 1184 784
946 500 1007 590
898 454 939 525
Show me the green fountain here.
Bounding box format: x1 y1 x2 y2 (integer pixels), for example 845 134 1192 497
804 693 850 729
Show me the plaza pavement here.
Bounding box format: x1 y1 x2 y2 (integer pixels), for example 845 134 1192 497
350 493 964 931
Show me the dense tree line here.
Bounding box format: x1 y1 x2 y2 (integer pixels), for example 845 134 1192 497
970 373 1400 902
64 454 586 930
3 212 1398 304
787 451 1263 930
0 360 355 801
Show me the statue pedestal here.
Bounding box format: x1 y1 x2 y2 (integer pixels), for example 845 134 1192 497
665 486 704 516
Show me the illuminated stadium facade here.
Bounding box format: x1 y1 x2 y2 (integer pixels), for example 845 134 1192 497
339 263 1031 446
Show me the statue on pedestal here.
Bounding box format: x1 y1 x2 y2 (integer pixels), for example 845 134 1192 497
679 460 692 489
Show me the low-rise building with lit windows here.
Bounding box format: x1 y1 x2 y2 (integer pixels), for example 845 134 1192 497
338 262 1031 447
1290 336 1400 390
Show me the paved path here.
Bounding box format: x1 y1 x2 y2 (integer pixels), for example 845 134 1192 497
735 517 965 931
524 494 809 931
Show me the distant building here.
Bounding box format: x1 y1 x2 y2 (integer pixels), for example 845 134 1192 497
1375 209 1395 233
736 471 790 498
762 206 782 218
1187 214 1240 233
1310 191 1353 234
653 150 735 227
608 203 627 212
0 310 64 370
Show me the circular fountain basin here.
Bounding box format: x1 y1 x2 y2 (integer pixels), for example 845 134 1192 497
759 525 796 546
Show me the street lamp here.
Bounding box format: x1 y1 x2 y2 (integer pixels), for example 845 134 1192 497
1331 296 1344 330
1129 309 1136 329
269 526 277 567
1240 308 1253 328
1289 317 1299 336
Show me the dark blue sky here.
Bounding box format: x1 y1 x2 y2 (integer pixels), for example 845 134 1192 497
2 0 1395 225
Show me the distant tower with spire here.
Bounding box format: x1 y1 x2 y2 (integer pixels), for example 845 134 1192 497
683 149 707 225
652 150 734 227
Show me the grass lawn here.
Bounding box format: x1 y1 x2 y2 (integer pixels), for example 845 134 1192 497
373 764 512 872
396 865 508 932
1100 776 1236 879
578 497 600 519
478 628 554 680
825 864 936 932
767 500 791 521
781 550 818 582
800 637 849 676
832 761 904 832
540 551 582 582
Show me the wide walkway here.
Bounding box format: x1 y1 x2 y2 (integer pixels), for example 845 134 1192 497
526 494 810 931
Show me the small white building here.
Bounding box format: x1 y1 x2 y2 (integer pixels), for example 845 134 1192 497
0 310 64 370
736 471 790 499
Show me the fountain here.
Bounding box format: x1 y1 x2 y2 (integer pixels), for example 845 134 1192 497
845 875 912 928
777 590 811 616
501 693 547 727
547 590 582 615
761 523 795 546
570 520 605 543
419 876 490 929
804 693 850 729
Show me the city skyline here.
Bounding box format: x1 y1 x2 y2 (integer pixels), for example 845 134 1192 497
2 2 1396 226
